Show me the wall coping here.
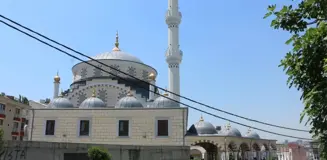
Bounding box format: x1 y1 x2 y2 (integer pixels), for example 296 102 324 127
3 141 190 151
32 107 188 111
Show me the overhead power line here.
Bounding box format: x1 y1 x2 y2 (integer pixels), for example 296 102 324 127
0 14 310 133
0 16 313 140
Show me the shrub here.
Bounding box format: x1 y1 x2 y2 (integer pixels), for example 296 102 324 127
88 146 111 160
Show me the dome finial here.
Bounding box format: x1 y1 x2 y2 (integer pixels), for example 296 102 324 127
148 72 156 81
54 71 61 83
59 89 63 97
199 114 204 122
127 89 133 97
226 121 231 130
163 87 168 96
112 30 120 51
247 127 252 133
92 89 96 97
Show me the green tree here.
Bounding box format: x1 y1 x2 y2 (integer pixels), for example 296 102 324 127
264 0 327 158
0 128 5 157
88 146 111 160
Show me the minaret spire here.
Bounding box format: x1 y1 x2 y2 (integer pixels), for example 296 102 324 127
165 0 182 106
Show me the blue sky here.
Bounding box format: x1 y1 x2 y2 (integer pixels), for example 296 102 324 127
0 0 311 142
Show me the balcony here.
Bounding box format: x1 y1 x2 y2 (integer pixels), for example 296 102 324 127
12 128 19 136
0 110 5 119
13 114 21 122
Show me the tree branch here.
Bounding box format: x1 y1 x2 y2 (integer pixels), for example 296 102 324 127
307 18 327 25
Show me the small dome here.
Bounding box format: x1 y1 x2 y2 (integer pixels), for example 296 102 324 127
223 122 242 137
48 96 73 108
151 93 179 108
245 128 260 139
79 90 106 108
115 91 143 108
193 116 218 135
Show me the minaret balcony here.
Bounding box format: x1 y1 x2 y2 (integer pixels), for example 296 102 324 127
165 11 181 25
165 48 183 63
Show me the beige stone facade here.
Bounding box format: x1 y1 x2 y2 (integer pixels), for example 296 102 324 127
1 141 190 160
0 95 31 141
28 108 188 146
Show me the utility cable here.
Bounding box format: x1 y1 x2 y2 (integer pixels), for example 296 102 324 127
0 14 310 133
0 18 313 140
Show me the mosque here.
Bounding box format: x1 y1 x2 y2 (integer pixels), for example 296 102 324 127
26 0 278 159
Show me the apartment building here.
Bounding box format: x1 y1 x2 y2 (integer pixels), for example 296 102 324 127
0 95 31 141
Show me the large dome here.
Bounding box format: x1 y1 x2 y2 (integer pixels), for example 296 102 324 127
93 51 143 64
93 32 143 64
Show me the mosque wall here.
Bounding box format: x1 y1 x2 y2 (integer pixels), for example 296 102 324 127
72 60 157 83
28 108 188 146
67 79 149 107
0 141 190 160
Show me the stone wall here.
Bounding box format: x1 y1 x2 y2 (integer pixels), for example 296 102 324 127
29 108 188 146
0 141 190 160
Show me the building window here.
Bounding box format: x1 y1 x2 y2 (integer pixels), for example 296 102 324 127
13 122 19 132
15 108 20 114
0 120 3 126
20 136 23 141
20 122 25 131
156 119 169 136
118 120 129 137
79 120 90 136
0 103 5 113
12 136 17 140
14 108 20 117
45 120 55 135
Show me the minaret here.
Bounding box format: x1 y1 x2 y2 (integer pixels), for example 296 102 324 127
165 0 182 105
53 71 60 99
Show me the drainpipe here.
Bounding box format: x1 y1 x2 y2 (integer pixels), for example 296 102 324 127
30 109 35 141
224 137 227 160
182 108 185 146
250 140 252 160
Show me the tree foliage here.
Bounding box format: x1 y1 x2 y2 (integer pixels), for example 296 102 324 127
88 146 111 160
0 128 5 157
265 0 327 158
0 129 4 150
